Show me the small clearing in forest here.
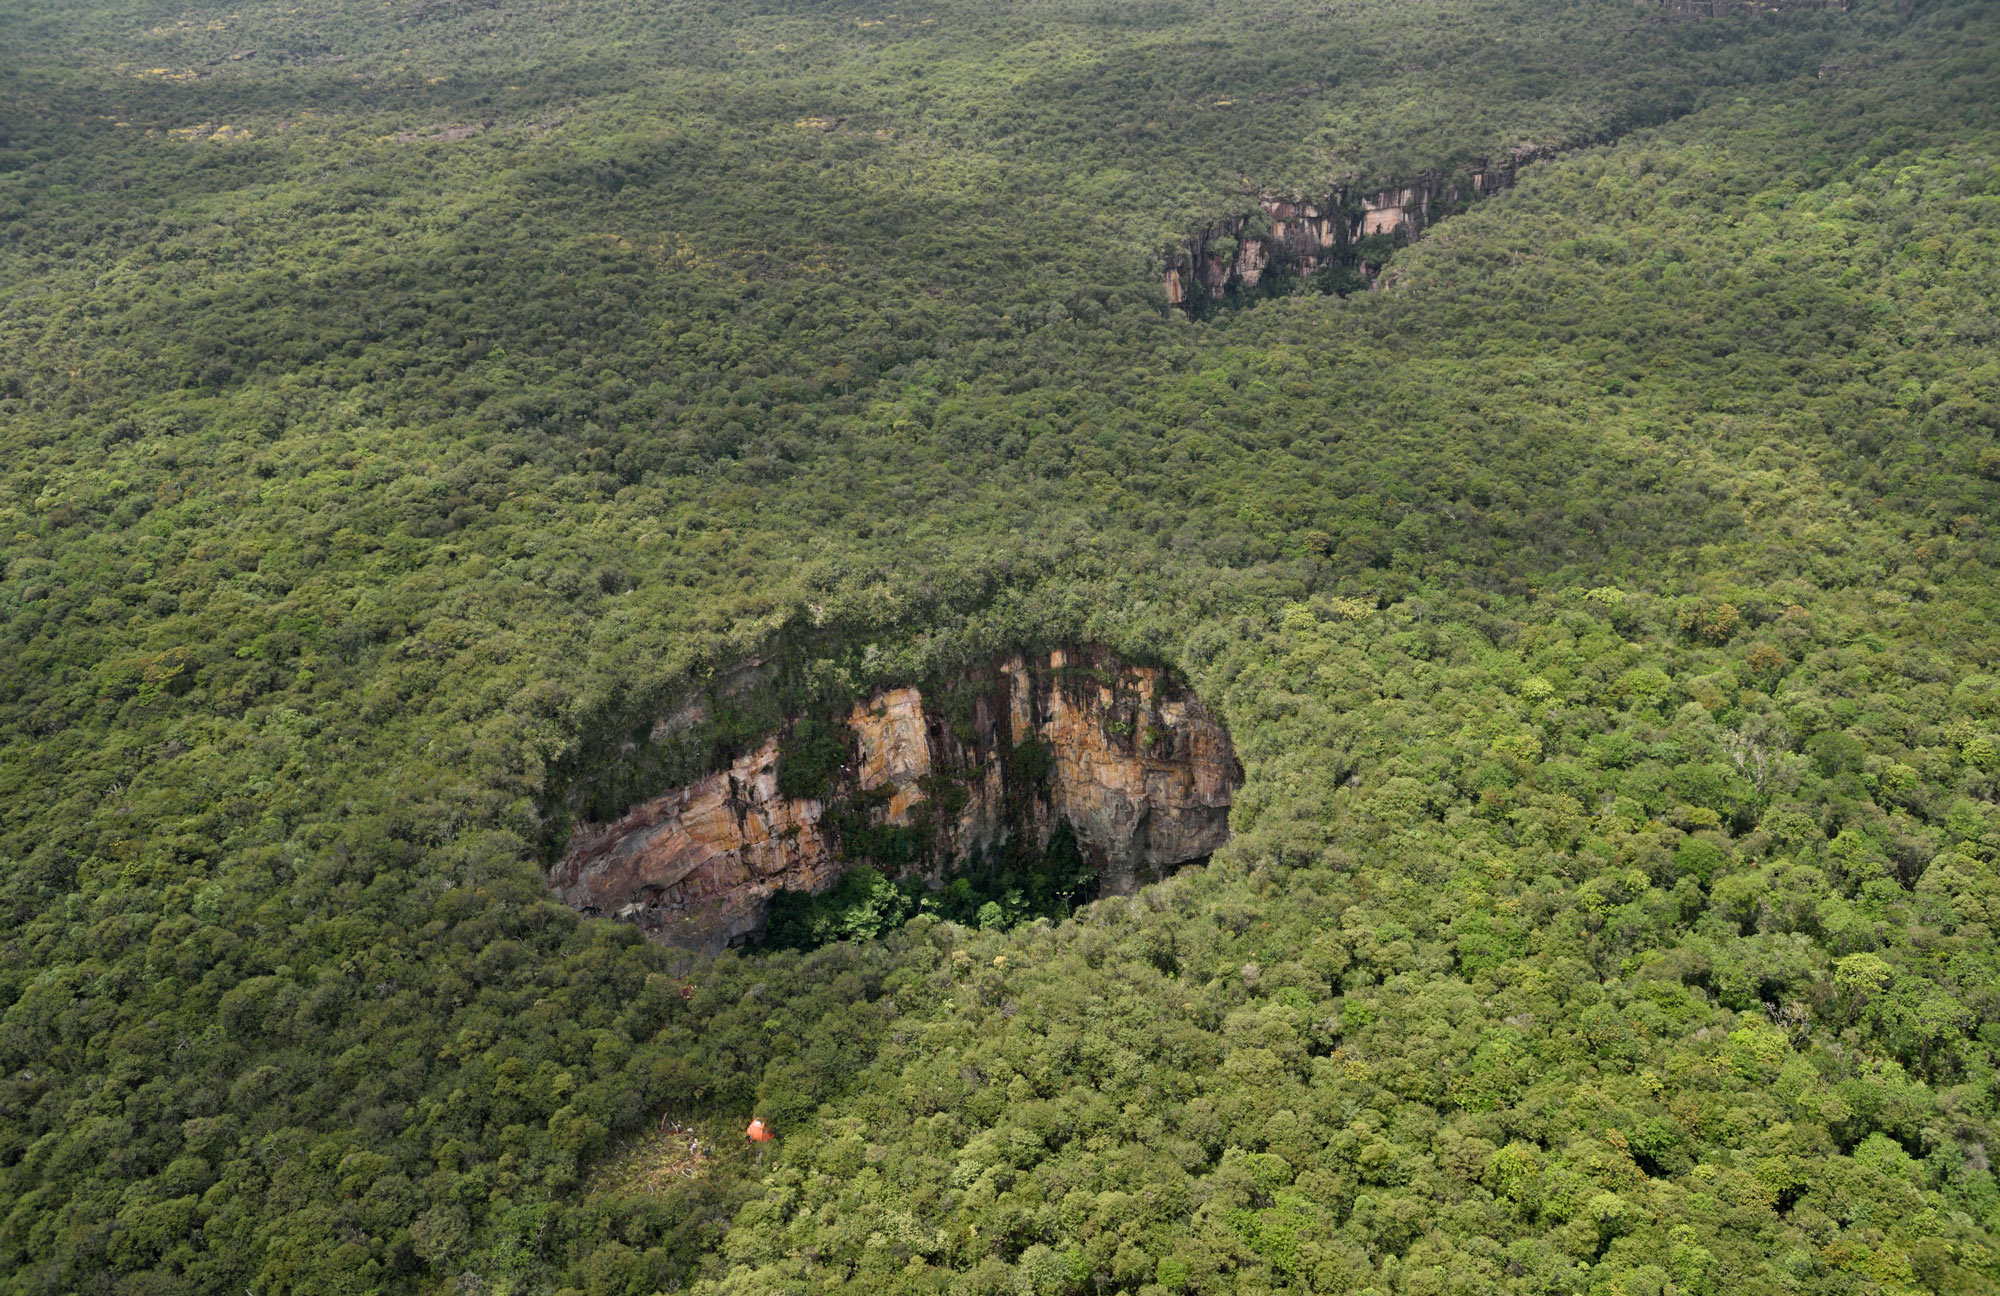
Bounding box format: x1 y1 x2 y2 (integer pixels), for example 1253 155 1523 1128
588 1118 715 1195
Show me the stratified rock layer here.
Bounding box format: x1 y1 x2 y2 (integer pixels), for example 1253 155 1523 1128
549 649 1241 952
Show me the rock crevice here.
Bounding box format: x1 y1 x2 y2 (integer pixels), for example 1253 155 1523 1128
549 648 1241 952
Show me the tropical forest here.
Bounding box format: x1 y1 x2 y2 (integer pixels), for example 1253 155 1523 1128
3 0 2000 1291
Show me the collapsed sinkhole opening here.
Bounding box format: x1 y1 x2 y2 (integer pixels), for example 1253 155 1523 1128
1163 138 1637 313
547 646 1242 954
1163 157 1548 314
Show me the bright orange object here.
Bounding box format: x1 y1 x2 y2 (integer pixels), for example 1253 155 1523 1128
746 1118 774 1142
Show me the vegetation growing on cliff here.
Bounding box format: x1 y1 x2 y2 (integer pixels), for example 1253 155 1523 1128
763 823 1096 951
2 0 1999 1291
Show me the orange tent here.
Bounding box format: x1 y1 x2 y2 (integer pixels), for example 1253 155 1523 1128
746 1118 774 1142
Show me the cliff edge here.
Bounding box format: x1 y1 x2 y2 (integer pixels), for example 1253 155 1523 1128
548 648 1241 952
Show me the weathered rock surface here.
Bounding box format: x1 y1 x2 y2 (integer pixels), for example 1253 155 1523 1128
1163 144 1556 306
1655 0 1844 15
549 648 1241 952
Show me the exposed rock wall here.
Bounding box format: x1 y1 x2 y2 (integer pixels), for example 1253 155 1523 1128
1654 0 1845 15
549 648 1241 952
1163 145 1553 307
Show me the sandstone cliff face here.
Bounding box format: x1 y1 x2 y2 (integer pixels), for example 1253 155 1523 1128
1163 145 1553 307
549 649 1241 952
1655 0 1844 15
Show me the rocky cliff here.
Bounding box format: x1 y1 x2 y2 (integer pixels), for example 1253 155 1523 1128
1164 145 1553 308
549 648 1241 952
1654 0 1845 15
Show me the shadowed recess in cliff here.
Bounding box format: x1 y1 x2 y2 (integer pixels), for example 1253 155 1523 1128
547 647 1242 953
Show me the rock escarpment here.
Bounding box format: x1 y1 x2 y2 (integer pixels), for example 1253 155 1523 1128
1655 0 1845 15
1165 146 1552 308
549 648 1241 952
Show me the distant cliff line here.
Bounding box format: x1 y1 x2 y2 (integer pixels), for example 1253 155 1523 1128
1166 0 1849 310
1162 144 1557 311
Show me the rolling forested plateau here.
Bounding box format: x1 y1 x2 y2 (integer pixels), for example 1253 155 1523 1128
4 0 2000 1292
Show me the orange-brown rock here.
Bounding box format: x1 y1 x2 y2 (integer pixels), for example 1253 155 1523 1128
1162 144 1561 305
549 649 1241 952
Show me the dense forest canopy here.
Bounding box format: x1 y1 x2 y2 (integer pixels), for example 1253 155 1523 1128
3 0 2000 1292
